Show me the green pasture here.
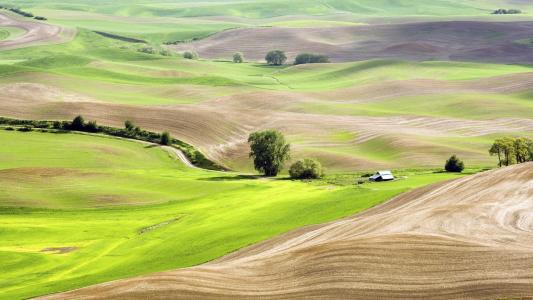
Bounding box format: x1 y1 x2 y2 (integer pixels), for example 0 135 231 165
0 26 26 41
0 130 468 299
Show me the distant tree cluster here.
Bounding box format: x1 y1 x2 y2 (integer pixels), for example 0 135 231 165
265 50 287 66
1 6 47 20
183 51 199 60
137 47 173 56
489 137 533 167
492 9 522 14
294 53 330 65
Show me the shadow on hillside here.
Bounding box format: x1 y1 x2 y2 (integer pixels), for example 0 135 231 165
144 144 158 148
201 174 261 181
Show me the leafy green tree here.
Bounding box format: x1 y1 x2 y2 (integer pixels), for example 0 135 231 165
248 130 290 176
489 137 516 166
528 139 533 161
265 50 287 66
294 53 330 65
289 158 324 179
513 137 531 163
71 115 85 131
160 131 171 145
444 155 464 173
233 52 244 63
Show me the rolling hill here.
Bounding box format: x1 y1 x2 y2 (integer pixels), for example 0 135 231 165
40 162 533 299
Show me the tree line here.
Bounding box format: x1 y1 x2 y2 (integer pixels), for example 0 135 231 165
181 50 330 66
0 116 224 170
0 5 47 20
489 137 533 167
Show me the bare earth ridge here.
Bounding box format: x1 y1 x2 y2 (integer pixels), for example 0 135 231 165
40 163 533 299
0 12 74 50
171 21 533 63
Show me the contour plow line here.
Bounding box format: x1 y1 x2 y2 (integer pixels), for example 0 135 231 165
40 162 533 299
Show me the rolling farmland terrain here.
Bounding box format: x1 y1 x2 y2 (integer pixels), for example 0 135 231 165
0 0 532 299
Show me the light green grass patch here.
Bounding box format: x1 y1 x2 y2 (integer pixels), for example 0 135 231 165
0 26 27 41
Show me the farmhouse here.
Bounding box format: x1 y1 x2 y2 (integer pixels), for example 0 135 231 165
369 170 395 182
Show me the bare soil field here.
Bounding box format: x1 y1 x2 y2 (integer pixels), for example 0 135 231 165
171 21 533 63
40 162 533 299
1 70 532 170
0 12 74 50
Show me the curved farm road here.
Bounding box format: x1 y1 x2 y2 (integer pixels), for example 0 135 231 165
41 162 533 299
0 11 74 50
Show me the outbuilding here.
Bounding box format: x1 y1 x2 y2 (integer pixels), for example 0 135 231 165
369 170 394 182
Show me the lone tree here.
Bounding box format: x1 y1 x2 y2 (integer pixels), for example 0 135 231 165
160 131 171 145
248 130 290 176
71 115 85 131
289 158 324 179
265 50 287 66
445 155 464 173
233 52 244 63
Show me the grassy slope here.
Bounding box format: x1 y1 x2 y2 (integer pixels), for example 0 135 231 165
0 130 466 299
0 26 26 41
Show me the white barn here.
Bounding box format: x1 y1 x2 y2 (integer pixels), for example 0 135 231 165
369 170 394 182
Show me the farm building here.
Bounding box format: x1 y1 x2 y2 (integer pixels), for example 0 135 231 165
369 170 394 182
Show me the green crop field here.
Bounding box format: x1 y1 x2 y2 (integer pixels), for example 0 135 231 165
1 0 532 298
0 130 467 299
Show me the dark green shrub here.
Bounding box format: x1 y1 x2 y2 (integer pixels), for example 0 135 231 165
445 155 465 172
85 120 99 133
4 127 14 131
70 115 85 131
160 131 171 145
17 126 32 132
183 51 198 60
294 53 329 65
289 158 324 179
233 52 244 63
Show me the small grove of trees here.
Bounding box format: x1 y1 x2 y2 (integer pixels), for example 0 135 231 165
289 158 324 179
183 51 199 60
294 53 330 65
265 50 287 66
444 155 464 173
489 137 533 167
492 9 522 14
248 130 290 176
233 52 244 63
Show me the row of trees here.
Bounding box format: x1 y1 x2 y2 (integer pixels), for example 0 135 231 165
492 9 522 14
0 6 47 20
266 50 329 66
180 50 328 65
489 137 533 167
248 130 324 179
